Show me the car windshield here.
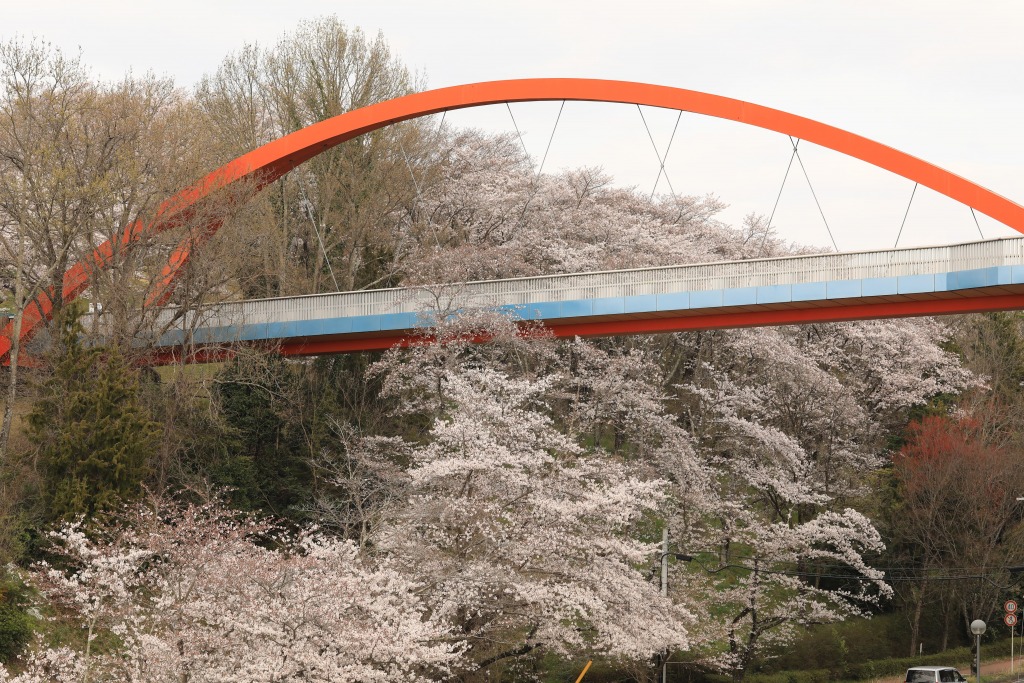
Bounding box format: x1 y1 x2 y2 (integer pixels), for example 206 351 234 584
907 672 935 683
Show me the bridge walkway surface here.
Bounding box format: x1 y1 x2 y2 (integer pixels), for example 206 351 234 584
156 237 1024 357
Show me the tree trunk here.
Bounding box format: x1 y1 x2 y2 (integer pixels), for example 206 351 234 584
942 598 953 652
910 585 925 657
0 233 26 463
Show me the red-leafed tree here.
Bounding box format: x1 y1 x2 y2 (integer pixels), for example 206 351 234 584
891 414 1024 654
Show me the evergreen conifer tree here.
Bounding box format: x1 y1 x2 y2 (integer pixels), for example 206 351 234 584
26 309 159 521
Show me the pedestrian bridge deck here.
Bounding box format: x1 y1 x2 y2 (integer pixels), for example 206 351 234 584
156 237 1024 356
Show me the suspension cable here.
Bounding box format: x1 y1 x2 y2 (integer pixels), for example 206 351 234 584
399 137 442 249
536 100 565 179
295 175 341 291
893 182 918 248
971 207 986 240
790 136 839 252
636 106 683 200
757 140 801 256
506 102 530 161
511 100 566 227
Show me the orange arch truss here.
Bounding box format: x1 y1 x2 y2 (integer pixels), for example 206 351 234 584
4 78 1024 361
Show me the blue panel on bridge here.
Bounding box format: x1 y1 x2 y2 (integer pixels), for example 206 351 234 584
186 328 212 344
624 294 658 313
526 302 561 319
757 284 792 304
381 312 419 330
791 282 827 301
657 292 689 311
265 321 289 338
897 274 934 294
560 300 594 317
224 325 250 343
297 320 318 336
826 280 861 299
948 266 1012 290
690 290 724 309
160 329 184 345
954 268 990 289
293 320 323 337
350 316 381 333
321 318 353 335
181 329 202 344
723 287 757 306
236 324 268 342
862 277 898 297
592 297 625 315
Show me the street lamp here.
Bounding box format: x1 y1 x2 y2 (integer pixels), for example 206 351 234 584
970 619 986 683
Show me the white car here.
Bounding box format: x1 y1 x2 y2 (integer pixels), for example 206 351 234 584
905 666 969 683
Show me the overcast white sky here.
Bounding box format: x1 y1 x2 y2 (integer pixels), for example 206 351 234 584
5 0 1024 251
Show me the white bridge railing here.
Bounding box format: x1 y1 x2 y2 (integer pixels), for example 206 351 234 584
159 237 1024 331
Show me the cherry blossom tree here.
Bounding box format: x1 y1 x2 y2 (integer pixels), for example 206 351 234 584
303 418 410 549
661 320 966 678
397 130 735 286
1 501 459 683
371 315 693 679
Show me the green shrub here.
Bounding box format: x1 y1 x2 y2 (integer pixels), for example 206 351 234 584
0 578 32 663
0 604 30 663
768 611 968 671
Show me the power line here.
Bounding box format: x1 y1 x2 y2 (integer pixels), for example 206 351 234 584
678 556 1024 585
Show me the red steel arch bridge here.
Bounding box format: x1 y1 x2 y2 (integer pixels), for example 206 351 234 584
3 79 1024 363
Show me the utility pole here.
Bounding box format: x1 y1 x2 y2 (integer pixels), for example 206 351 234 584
662 527 669 597
662 526 668 683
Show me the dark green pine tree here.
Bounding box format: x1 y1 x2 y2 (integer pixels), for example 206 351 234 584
27 309 160 522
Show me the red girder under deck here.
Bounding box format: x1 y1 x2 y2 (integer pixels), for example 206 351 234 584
5 79 1024 362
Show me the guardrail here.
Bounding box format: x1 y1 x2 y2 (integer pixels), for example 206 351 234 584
157 237 1024 330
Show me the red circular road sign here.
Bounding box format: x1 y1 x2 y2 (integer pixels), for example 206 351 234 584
1005 613 1018 627
1006 600 1019 613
